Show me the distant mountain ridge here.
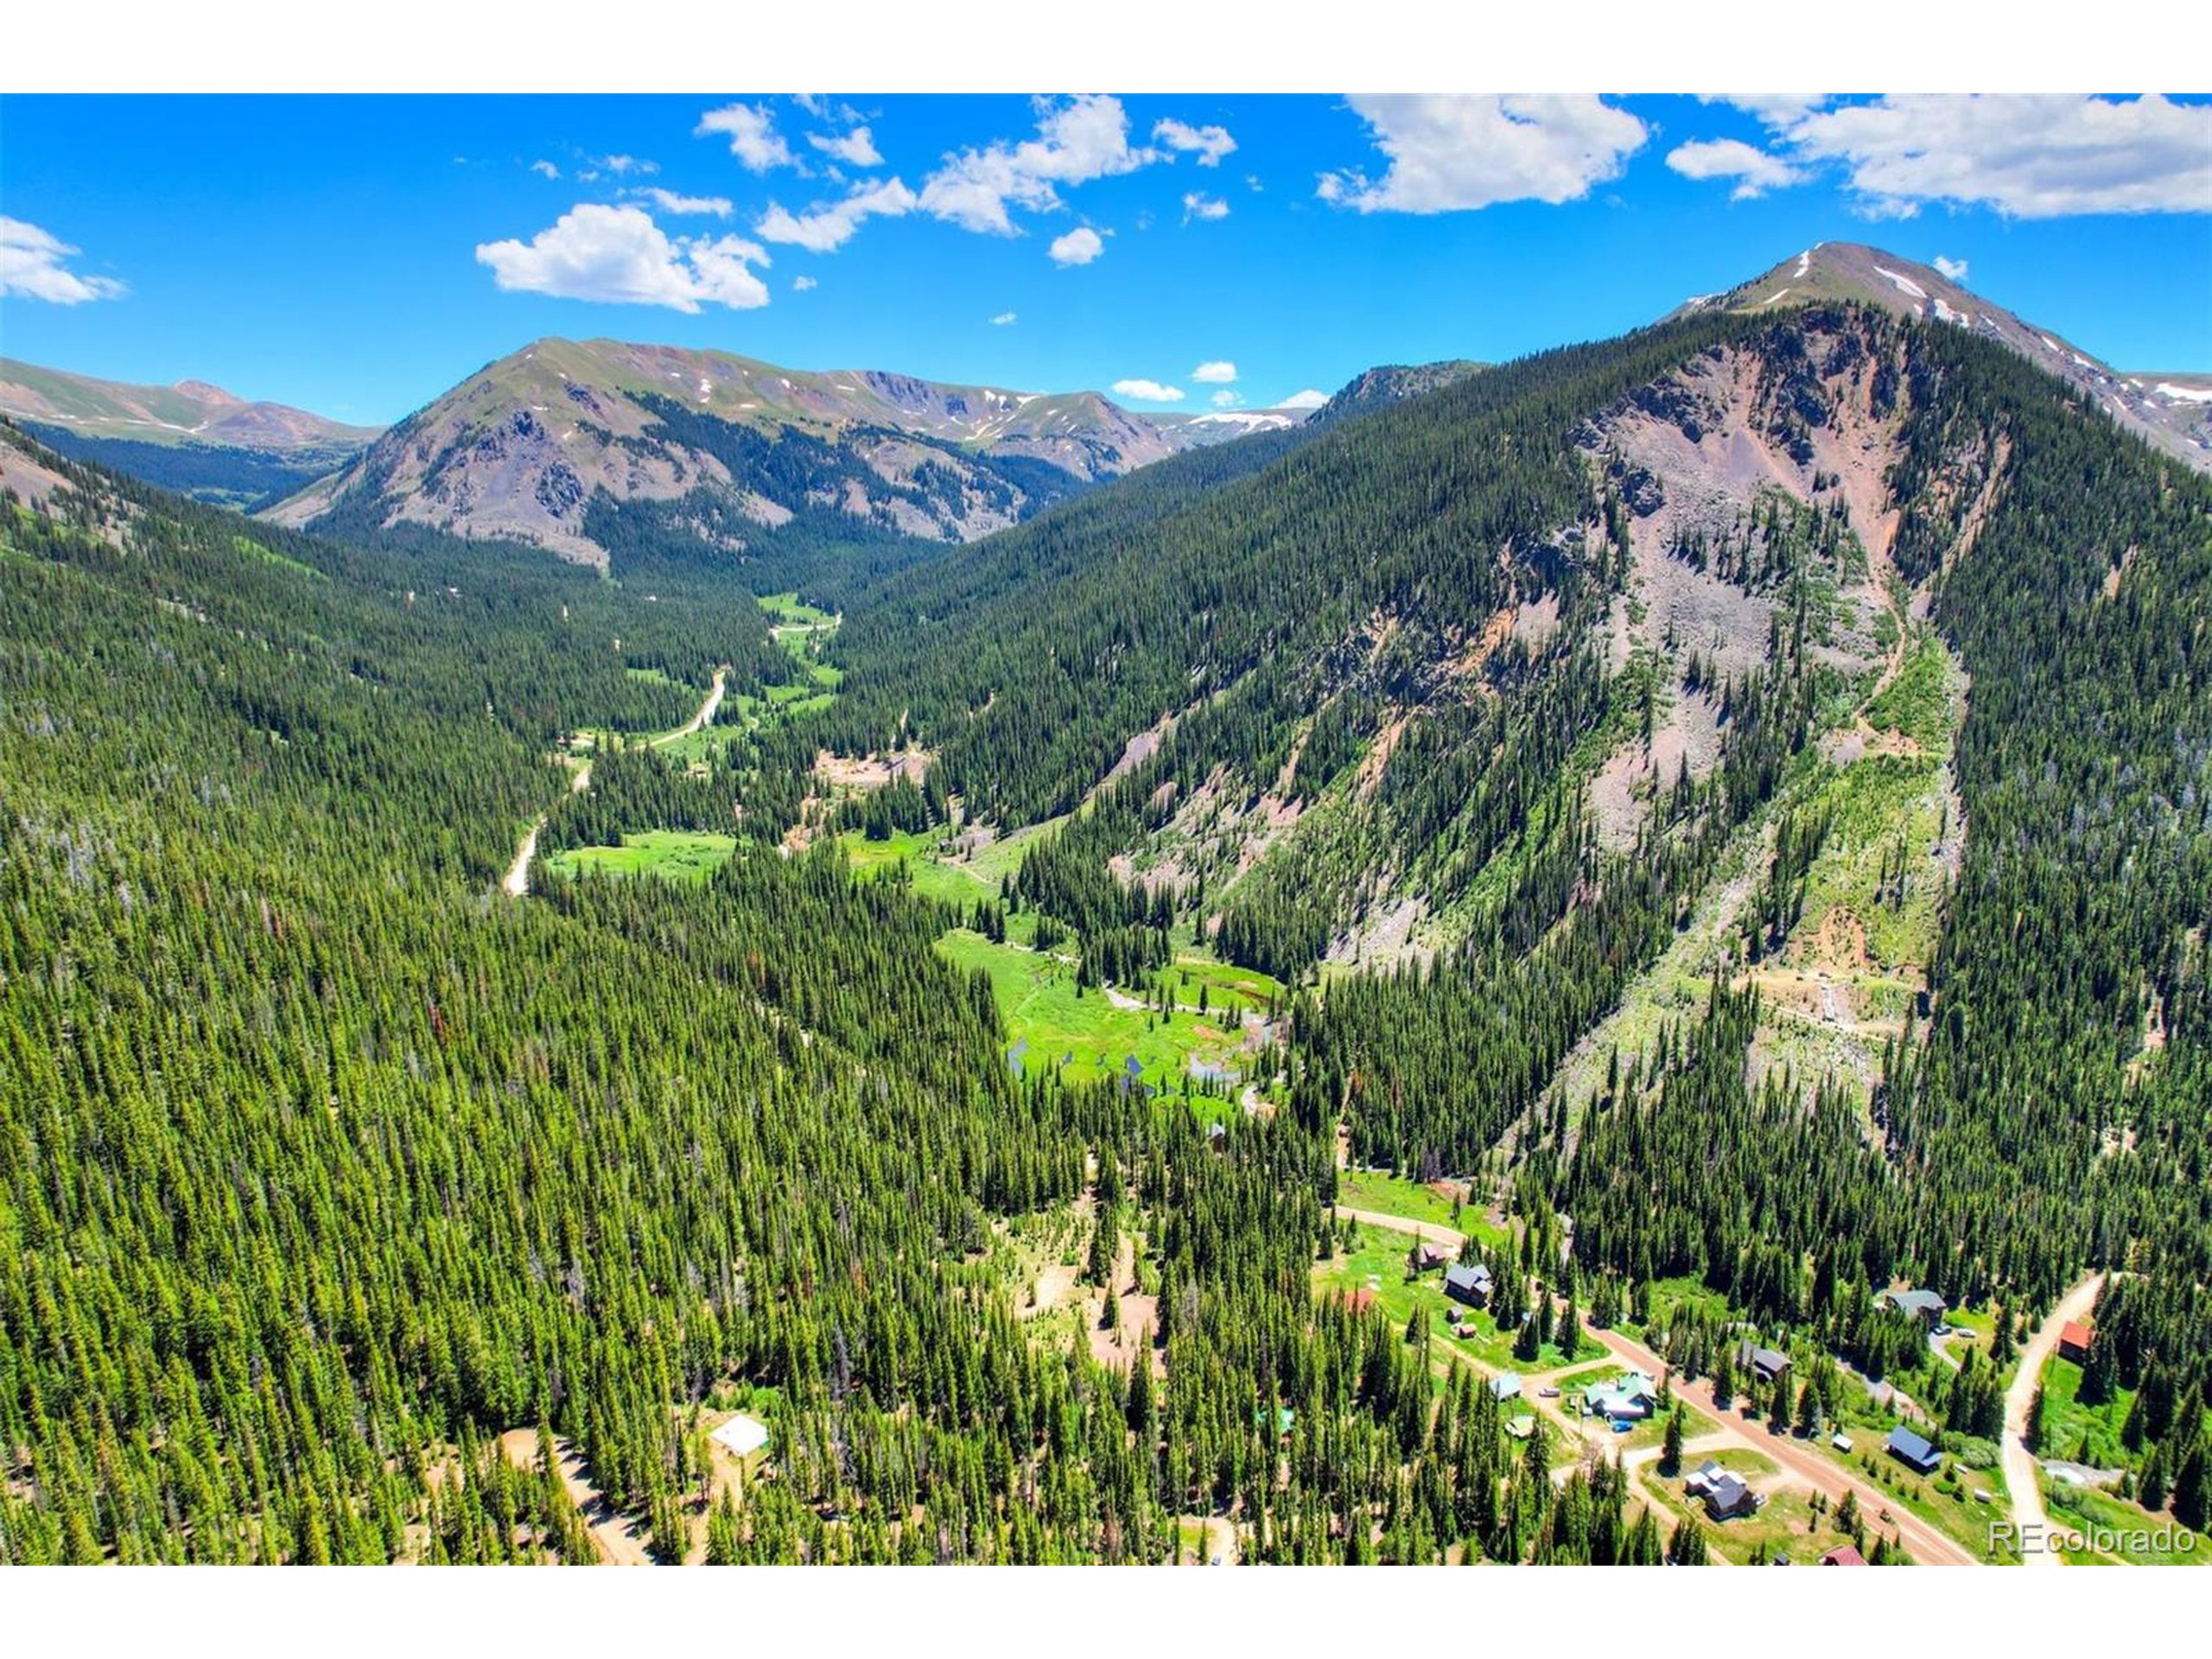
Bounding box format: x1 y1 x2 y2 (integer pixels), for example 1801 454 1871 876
0 357 385 510
1673 242 2211 471
0 357 380 454
265 337 1311 567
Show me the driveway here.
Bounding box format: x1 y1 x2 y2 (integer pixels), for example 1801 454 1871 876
2002 1274 2106 1567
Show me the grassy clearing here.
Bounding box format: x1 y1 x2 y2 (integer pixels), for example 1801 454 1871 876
2033 1353 2135 1471
1683 1482 1862 1566
956 816 1068 888
232 533 322 579
756 591 834 626
936 927 1250 1111
1618 1398 1717 1452
758 592 842 689
543 830 736 885
1313 1224 1586 1374
835 823 1282 1111
841 828 1002 911
1335 1169 1467 1232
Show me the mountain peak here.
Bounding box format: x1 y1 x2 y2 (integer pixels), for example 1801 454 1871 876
170 377 247 407
268 339 1304 565
1674 244 2210 472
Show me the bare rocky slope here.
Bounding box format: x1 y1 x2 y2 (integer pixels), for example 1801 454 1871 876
1675 242 2211 472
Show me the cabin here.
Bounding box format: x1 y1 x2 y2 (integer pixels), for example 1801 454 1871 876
1821 1545 1866 1566
1444 1262 1494 1306
1886 1425 1942 1474
2058 1321 2094 1363
1704 1471 1764 1520
1882 1287 1948 1326
1582 1370 1658 1421
1488 1373 1522 1402
1683 1459 1726 1496
1735 1340 1792 1384
1414 1242 1452 1273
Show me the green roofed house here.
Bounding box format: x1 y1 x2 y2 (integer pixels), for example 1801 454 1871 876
1581 1370 1658 1421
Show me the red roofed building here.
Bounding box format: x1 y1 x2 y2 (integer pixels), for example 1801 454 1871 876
2058 1321 2094 1363
1821 1545 1866 1566
1346 1287 1377 1314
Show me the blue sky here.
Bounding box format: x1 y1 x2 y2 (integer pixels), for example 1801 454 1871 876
3 93 2208 424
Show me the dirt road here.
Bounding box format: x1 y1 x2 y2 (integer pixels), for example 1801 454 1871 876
1582 1322 1976 1566
650 666 728 747
499 668 725 899
2003 1274 2106 1567
500 819 544 898
1332 1205 1467 1253
498 1428 654 1565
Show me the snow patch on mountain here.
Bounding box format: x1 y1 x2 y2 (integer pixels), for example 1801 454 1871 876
1873 266 1929 301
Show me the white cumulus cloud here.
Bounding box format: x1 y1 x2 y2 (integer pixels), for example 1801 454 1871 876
807 126 883 168
1112 378 1185 403
1665 137 1808 200
920 95 1158 235
757 178 918 253
696 103 796 172
1048 226 1105 267
990 310 1017 326
476 203 770 312
1191 360 1237 384
1700 95 1830 126
530 159 561 181
793 275 817 291
0 217 125 304
1318 95 1647 213
1933 254 1969 282
1182 191 1230 223
1154 118 1236 167
1779 94 2212 218
1210 390 1243 409
642 188 734 218
1277 389 1330 410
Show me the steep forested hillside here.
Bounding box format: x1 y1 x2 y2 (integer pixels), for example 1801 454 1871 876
6 265 2208 1568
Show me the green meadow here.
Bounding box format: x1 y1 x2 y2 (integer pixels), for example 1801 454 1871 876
544 829 736 884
